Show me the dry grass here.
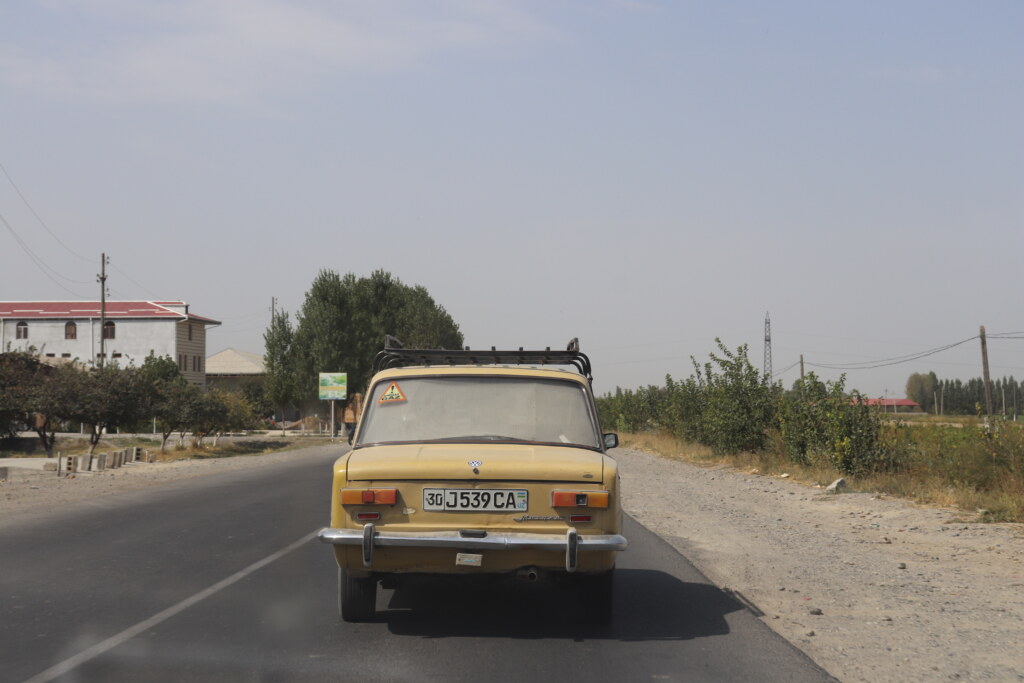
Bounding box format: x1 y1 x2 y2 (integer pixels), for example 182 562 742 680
621 432 839 487
619 430 1024 523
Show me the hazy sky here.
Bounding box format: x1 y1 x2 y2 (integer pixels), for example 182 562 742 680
2 1 1022 399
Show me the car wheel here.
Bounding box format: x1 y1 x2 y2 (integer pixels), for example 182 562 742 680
577 569 615 623
338 568 377 622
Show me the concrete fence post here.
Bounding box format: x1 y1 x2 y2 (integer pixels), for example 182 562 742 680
96 453 107 471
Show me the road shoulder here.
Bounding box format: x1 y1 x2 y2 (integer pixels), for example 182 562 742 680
615 446 1024 683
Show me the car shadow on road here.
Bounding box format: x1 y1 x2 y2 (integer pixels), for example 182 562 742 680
381 568 745 641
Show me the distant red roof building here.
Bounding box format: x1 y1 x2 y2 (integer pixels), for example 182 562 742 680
0 301 219 324
858 398 922 412
0 301 219 385
863 398 919 408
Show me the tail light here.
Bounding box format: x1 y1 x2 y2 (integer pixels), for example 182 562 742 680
551 491 609 508
340 488 398 505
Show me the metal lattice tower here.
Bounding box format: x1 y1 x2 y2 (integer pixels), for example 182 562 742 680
763 312 772 380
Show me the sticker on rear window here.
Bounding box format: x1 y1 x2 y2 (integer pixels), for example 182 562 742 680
378 382 407 404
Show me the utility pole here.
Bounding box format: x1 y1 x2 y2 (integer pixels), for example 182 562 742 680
763 312 772 381
800 354 805 380
980 325 993 418
97 253 108 368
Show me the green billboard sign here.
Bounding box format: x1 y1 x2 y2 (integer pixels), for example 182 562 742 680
318 372 347 401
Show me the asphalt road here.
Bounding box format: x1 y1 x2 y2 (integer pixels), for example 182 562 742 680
0 444 834 682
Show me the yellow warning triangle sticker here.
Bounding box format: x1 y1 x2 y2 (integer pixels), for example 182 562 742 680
378 382 407 404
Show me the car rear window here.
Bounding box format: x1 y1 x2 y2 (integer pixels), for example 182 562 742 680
357 376 600 449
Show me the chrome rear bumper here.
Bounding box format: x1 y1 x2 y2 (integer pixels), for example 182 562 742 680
317 525 628 573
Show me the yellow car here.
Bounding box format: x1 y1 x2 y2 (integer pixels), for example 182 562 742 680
318 338 627 622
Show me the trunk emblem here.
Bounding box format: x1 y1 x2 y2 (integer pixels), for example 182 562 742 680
469 460 482 474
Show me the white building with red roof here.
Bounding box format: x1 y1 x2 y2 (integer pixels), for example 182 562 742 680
0 301 221 385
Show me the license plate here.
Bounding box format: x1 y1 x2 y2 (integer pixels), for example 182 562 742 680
423 488 528 512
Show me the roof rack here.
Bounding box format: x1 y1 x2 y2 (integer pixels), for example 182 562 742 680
372 336 593 382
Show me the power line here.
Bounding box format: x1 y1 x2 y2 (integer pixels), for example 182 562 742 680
109 262 162 299
806 336 979 371
772 360 800 378
0 209 89 296
0 158 91 263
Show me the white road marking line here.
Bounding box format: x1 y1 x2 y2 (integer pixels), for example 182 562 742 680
23 530 320 683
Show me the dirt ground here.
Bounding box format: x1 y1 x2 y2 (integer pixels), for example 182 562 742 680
2 444 1022 681
615 447 1024 682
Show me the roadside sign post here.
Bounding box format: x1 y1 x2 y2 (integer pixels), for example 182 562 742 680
319 373 347 440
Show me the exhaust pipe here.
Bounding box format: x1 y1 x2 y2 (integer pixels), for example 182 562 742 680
517 567 540 582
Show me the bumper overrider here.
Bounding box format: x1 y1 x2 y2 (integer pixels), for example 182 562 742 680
317 525 628 573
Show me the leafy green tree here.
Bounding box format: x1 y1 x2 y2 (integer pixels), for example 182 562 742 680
905 372 938 413
63 365 146 454
239 377 272 422
263 308 300 432
287 269 464 406
1 355 81 454
153 378 198 452
208 390 258 446
189 390 229 448
0 351 41 441
692 340 776 454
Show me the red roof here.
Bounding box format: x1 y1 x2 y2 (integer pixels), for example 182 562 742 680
863 398 920 407
0 301 220 325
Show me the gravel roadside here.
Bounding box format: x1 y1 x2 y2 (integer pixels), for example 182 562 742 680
2 443 1022 681
615 446 1024 682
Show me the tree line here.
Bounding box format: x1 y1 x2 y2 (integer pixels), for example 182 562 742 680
906 371 1023 416
263 269 463 419
596 340 893 475
0 351 261 454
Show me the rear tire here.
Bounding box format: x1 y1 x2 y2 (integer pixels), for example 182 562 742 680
339 569 377 622
577 569 614 623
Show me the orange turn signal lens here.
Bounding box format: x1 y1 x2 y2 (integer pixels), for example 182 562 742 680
340 488 398 505
551 491 609 508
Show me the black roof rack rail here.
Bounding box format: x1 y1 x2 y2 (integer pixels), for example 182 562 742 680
372 336 592 382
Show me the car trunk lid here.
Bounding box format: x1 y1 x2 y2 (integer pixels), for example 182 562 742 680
346 444 603 483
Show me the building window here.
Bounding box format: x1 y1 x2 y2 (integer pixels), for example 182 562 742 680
188 324 193 341
16 321 28 339
61 353 71 358
65 321 77 340
102 321 115 339
112 353 122 359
